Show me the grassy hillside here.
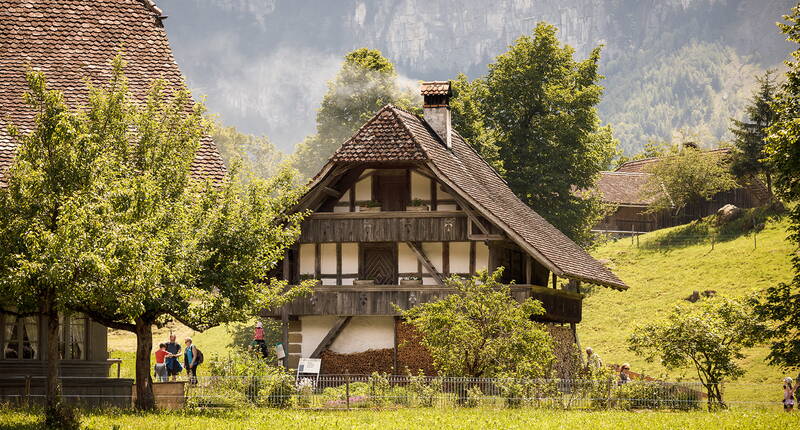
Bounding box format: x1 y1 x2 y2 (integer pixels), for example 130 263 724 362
579 209 795 403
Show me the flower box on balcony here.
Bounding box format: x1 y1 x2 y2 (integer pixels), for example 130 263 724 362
353 279 375 287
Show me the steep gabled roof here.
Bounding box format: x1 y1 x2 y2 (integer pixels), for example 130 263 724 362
314 105 627 290
593 171 656 206
330 107 428 163
0 0 226 187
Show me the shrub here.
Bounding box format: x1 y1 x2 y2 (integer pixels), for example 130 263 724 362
43 395 81 430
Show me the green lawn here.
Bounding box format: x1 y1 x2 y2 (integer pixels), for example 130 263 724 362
1 408 798 430
581 210 795 403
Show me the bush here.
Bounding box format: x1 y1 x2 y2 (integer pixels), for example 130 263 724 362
200 347 295 408
611 382 701 410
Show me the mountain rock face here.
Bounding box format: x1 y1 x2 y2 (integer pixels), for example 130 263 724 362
158 0 794 154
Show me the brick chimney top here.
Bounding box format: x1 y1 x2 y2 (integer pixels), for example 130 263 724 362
421 81 452 149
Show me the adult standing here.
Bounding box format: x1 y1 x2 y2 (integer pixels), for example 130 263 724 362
164 334 182 381
183 337 202 385
586 347 603 370
252 321 267 358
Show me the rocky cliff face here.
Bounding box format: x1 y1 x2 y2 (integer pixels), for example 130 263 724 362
158 0 795 153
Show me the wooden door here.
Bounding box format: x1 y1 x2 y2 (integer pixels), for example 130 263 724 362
360 243 397 285
374 172 409 211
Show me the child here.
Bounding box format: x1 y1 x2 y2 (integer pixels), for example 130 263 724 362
785 377 796 412
154 343 168 382
253 321 267 358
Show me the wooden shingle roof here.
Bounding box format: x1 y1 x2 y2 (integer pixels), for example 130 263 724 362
0 0 226 187
314 105 627 290
594 172 656 206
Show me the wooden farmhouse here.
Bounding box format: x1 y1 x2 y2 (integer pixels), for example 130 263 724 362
266 81 628 374
591 148 769 235
0 0 226 405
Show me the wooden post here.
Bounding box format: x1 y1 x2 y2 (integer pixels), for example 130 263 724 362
281 310 289 368
24 375 31 407
345 371 351 411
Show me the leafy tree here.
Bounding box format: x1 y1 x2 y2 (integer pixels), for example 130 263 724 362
641 146 737 214
628 297 765 409
449 74 503 174
755 5 800 373
730 70 778 196
613 139 673 169
452 23 619 245
291 48 418 178
0 57 311 410
401 269 554 378
0 68 109 413
212 122 284 180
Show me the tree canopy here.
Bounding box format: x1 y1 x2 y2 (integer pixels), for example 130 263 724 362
628 297 764 409
450 23 619 245
0 57 310 411
641 146 737 214
291 48 418 178
212 122 284 180
756 4 800 372
401 269 554 379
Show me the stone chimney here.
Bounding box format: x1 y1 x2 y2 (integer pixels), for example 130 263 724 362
421 81 452 149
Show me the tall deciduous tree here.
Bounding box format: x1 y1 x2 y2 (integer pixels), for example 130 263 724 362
756 5 800 373
291 48 418 178
730 70 778 196
401 269 554 378
452 23 618 245
641 146 737 215
0 57 310 411
628 297 764 410
0 68 109 412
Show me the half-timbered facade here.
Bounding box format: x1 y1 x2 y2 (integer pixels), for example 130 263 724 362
267 81 627 373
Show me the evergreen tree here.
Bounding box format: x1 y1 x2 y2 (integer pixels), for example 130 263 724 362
292 48 417 178
730 70 778 196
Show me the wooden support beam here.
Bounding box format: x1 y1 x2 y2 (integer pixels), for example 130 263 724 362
406 241 444 285
281 309 289 368
310 316 352 359
322 186 342 198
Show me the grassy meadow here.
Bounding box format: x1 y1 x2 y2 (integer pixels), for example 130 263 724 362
581 209 796 404
1 408 798 430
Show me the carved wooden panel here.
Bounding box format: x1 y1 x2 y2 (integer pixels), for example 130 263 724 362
359 243 397 285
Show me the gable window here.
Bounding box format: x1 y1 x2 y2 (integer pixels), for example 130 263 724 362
2 314 39 360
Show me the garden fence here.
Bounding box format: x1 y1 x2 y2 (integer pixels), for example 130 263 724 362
0 374 784 410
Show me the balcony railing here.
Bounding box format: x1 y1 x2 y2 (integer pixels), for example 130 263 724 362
264 284 582 323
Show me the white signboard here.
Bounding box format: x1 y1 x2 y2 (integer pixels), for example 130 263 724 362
297 358 322 375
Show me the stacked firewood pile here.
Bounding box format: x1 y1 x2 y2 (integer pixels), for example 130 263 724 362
546 324 581 379
320 348 394 374
396 321 436 375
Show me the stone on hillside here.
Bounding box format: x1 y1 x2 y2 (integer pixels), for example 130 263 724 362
716 204 743 224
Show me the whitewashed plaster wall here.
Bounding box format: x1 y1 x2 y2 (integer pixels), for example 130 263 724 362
299 315 395 357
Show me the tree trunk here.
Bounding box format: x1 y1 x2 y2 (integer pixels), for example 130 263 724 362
45 303 61 407
134 318 156 410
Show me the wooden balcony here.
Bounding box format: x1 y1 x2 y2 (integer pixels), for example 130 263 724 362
264 284 582 323
298 211 469 243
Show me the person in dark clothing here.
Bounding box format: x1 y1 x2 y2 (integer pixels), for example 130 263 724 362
164 334 182 381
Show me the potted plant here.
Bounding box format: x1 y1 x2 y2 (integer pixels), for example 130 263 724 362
353 278 375 287
358 201 382 213
400 276 422 286
406 198 429 212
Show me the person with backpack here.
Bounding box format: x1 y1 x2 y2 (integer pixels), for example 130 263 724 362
183 337 203 385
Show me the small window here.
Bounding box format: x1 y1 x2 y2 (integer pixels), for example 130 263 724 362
2 314 39 360
59 313 87 360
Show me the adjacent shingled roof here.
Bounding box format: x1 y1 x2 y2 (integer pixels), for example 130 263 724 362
0 0 226 187
317 105 627 290
615 148 731 173
594 172 656 206
420 81 451 96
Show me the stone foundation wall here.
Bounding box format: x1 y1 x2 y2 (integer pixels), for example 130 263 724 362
546 324 581 379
